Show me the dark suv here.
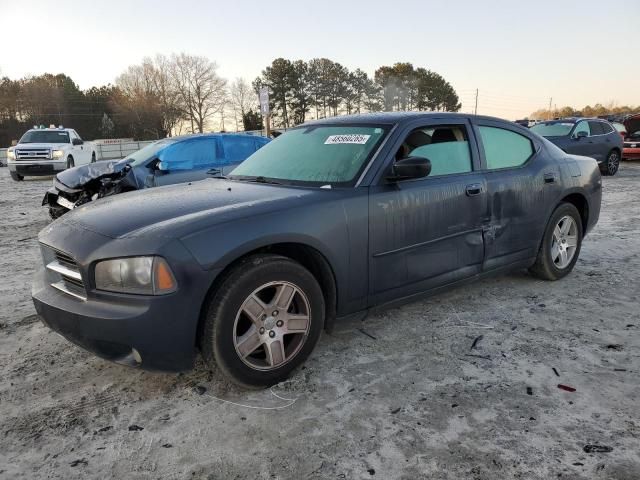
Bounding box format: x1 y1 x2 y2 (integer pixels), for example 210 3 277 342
530 118 623 175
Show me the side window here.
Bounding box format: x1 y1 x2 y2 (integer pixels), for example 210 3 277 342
222 136 259 164
588 121 604 135
573 121 591 138
479 126 534 170
600 122 613 134
398 125 472 176
158 138 220 170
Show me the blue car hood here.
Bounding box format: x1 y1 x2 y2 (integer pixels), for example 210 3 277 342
56 179 321 239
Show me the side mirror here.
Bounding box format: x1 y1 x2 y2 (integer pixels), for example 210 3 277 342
387 156 432 182
72 138 83 145
574 131 588 139
157 161 170 172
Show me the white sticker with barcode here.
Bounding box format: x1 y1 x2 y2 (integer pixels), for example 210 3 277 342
324 134 370 145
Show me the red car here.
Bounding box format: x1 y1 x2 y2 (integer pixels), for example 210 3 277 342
623 114 640 160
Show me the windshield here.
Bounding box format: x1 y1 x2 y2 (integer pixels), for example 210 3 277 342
628 130 640 139
230 125 389 186
127 139 175 166
19 130 70 144
530 122 574 137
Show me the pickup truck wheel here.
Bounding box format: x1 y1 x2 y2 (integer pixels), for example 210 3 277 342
529 202 583 281
200 254 324 388
601 150 620 176
91 152 96 163
66 156 75 169
10 171 24 181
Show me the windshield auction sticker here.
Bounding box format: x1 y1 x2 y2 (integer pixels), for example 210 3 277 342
324 134 371 145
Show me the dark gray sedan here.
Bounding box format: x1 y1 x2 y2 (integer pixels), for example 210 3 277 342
32 113 602 387
530 118 623 176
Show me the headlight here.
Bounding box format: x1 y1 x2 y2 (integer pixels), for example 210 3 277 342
94 256 177 295
52 150 64 159
7 149 15 160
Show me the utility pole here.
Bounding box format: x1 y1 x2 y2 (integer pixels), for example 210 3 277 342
474 89 478 115
548 97 553 119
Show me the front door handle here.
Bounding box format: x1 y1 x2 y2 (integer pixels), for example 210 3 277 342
465 183 483 196
544 172 556 184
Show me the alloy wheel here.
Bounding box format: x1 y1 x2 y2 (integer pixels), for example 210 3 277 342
551 215 578 269
233 281 311 371
607 152 619 175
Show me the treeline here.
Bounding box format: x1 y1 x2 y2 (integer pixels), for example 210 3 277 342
0 53 461 146
253 59 461 128
529 103 640 121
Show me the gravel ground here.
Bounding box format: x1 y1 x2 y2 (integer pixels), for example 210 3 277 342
0 164 638 480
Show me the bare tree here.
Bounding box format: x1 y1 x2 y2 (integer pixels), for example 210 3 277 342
170 53 227 133
229 78 253 131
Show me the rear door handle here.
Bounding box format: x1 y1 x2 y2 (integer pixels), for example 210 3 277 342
544 172 556 184
465 183 483 196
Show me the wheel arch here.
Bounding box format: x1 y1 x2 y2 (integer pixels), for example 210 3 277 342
558 192 589 237
195 241 339 347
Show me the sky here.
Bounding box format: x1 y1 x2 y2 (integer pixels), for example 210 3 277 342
1 0 639 120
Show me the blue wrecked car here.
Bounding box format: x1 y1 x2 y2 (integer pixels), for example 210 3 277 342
43 133 270 218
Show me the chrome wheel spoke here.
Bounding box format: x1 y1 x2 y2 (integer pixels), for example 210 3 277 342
560 218 572 235
236 325 263 358
566 235 578 247
265 340 286 367
553 225 562 242
551 242 561 262
273 284 296 311
559 248 568 267
286 313 310 333
243 295 266 324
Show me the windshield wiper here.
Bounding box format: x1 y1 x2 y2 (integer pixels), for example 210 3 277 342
239 176 283 185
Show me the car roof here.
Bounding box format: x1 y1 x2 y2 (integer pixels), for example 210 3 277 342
302 111 512 127
537 117 611 125
168 132 269 142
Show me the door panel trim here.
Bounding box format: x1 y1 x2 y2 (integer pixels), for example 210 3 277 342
373 227 483 258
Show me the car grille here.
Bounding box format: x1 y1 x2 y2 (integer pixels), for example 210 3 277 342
15 148 51 160
42 246 87 300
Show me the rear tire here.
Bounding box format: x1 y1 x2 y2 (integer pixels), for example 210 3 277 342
200 254 324 388
529 203 583 281
10 171 24 181
601 150 620 176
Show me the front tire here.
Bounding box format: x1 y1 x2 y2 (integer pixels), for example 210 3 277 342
601 150 620 176
200 254 325 388
10 171 24 181
91 152 96 163
66 156 75 169
529 203 583 281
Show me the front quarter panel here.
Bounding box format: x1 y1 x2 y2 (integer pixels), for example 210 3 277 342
179 190 368 315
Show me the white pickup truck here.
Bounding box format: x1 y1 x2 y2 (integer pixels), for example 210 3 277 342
6 126 97 181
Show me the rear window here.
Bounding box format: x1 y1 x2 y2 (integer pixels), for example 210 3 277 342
600 122 613 134
588 121 604 135
479 126 534 169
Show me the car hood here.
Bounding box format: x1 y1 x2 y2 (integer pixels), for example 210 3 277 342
56 159 130 189
57 179 325 239
15 143 57 149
